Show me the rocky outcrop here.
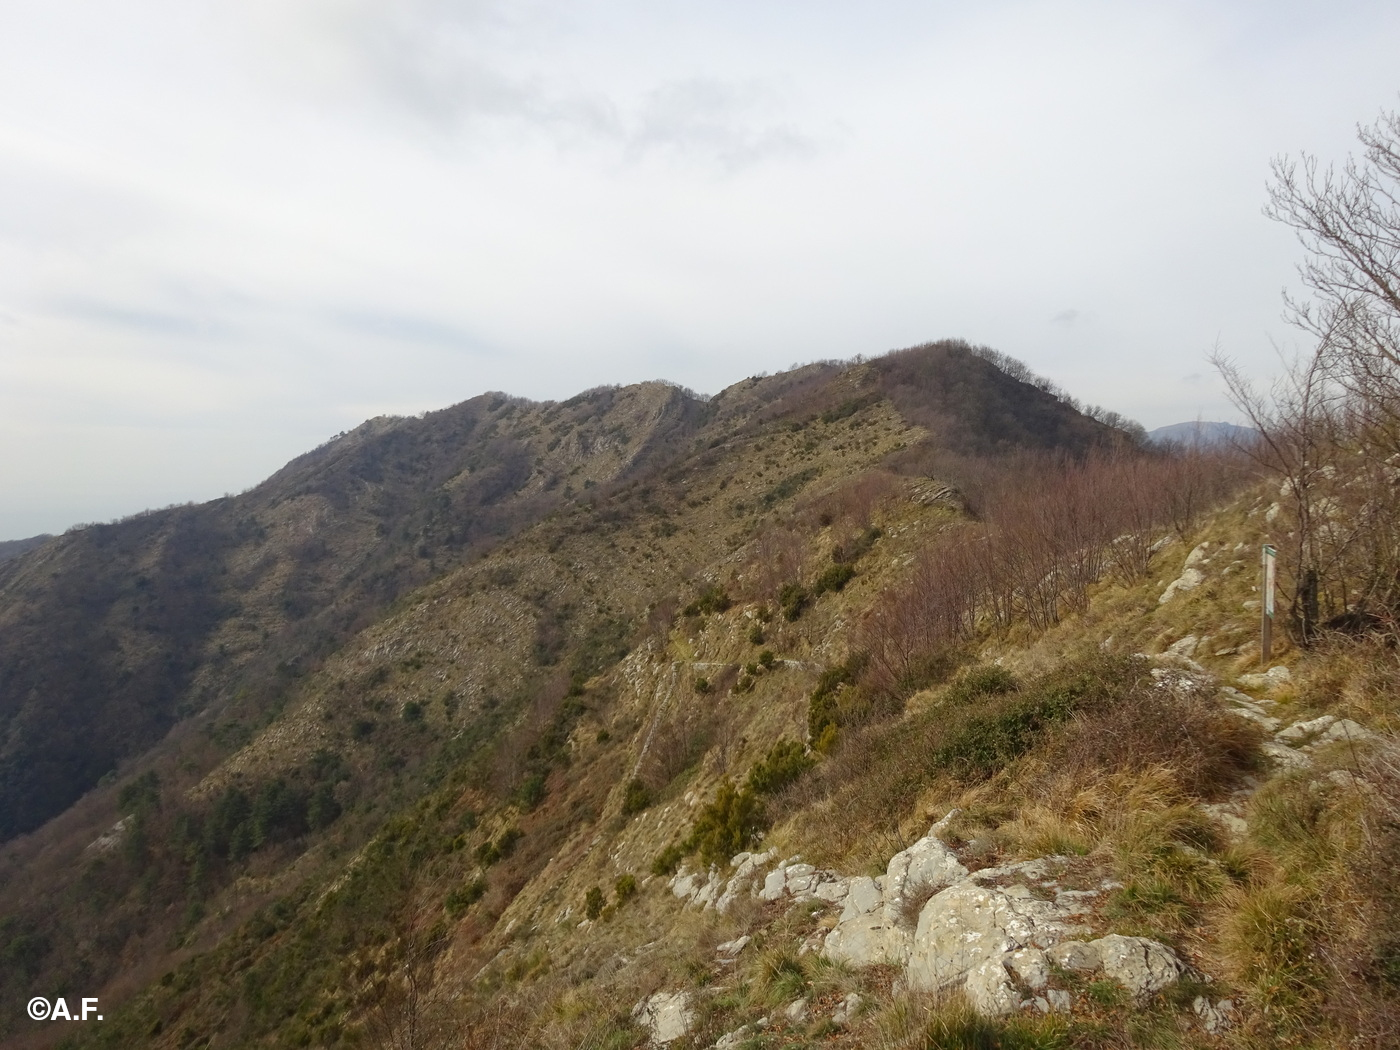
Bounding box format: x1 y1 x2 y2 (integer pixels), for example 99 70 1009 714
816 820 1190 1015
670 814 1193 1021
1237 665 1292 691
633 991 695 1045
671 850 777 913
881 814 969 924
904 858 1098 993
758 860 848 904
959 934 1191 1016
1159 542 1212 604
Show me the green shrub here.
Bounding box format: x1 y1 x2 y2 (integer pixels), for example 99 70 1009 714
931 654 1139 779
812 563 855 595
895 647 968 695
445 877 486 918
807 652 869 742
688 779 763 866
621 778 652 816
476 827 523 867
694 676 711 694
651 843 685 876
779 583 809 621
683 586 732 617
117 771 161 815
401 700 423 722
944 665 1019 705
614 874 638 904
749 625 766 645
584 886 605 921
306 784 341 831
761 468 819 508
831 526 882 565
515 772 547 811
747 740 814 796
758 649 775 669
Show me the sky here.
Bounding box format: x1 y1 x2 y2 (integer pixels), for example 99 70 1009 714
2 1 1398 540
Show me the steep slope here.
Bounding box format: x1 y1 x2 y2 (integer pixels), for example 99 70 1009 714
0 535 50 564
0 382 705 841
0 340 1151 1049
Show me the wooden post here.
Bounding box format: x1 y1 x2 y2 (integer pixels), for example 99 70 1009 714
1261 544 1277 663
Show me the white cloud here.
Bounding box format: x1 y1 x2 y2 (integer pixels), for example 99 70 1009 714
2 0 1400 536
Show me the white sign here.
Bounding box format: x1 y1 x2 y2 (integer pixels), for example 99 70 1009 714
1262 545 1277 617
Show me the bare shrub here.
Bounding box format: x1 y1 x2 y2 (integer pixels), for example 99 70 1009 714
746 524 811 599
858 448 1247 692
1045 676 1262 799
637 702 720 792
805 469 900 529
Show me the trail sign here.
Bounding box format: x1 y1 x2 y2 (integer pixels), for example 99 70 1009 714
1261 544 1277 662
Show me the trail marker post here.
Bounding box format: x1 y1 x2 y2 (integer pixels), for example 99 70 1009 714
1261 543 1277 663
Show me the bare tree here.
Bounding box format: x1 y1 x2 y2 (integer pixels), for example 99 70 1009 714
1268 108 1400 426
362 930 463 1050
1218 104 1400 639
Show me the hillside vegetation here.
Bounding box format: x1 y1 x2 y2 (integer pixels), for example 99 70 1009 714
2 339 1398 1050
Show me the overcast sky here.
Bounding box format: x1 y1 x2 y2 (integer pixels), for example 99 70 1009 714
2 1 1398 539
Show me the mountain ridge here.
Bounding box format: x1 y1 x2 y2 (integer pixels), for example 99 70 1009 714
0 339 1176 1050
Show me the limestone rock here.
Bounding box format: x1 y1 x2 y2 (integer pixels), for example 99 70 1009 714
1166 634 1199 657
839 875 883 921
830 992 863 1025
1159 567 1205 604
1276 714 1337 743
756 857 847 904
1238 665 1292 690
633 991 694 1045
710 1024 756 1050
1260 740 1313 770
1220 690 1282 731
963 955 1024 1016
905 875 1093 991
1093 935 1187 1000
1006 947 1050 990
822 910 912 968
85 815 132 854
759 866 789 901
1313 718 1374 748
1199 802 1249 840
1193 996 1237 1034
716 935 751 958
731 849 776 881
782 998 809 1024
882 823 969 927
1048 940 1100 973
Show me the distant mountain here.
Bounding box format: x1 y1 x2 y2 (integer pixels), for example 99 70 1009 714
0 534 50 564
0 341 1138 845
1146 420 1256 447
